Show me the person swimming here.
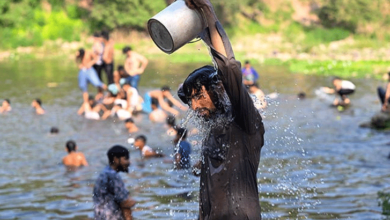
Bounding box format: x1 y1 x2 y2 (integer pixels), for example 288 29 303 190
0 99 11 113
31 98 45 115
133 135 164 158
62 140 88 168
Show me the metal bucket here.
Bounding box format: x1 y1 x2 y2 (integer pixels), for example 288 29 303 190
148 0 206 54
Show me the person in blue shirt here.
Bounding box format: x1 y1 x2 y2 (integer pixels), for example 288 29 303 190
93 145 135 220
173 128 192 170
241 60 259 86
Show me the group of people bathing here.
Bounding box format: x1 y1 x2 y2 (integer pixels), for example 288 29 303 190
0 98 45 115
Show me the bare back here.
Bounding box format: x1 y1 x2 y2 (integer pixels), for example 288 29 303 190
63 152 88 167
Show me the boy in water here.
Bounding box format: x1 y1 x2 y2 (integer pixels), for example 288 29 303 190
62 140 88 167
242 60 259 86
0 99 11 113
133 135 164 158
31 98 45 115
124 118 139 133
149 98 168 123
323 77 356 106
173 128 192 170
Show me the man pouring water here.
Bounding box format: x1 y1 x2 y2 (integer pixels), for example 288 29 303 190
175 0 265 219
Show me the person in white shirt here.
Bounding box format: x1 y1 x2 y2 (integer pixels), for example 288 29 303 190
133 135 164 158
323 77 356 106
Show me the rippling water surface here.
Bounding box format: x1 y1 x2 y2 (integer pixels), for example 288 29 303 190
0 59 389 219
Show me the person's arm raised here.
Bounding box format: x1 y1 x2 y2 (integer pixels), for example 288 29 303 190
185 0 228 57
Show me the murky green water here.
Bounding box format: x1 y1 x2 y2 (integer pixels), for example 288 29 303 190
0 58 389 219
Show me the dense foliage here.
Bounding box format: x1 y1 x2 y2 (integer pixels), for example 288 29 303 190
1 0 390 49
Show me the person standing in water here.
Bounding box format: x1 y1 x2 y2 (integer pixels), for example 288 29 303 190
377 71 390 112
178 0 265 219
93 145 135 220
62 140 88 168
101 31 115 85
242 60 259 86
122 46 149 90
76 48 106 103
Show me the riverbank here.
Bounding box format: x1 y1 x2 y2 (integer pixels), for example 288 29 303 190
1 33 390 80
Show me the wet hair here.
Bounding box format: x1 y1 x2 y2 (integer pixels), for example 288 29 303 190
88 95 95 101
332 77 341 82
297 92 306 100
135 135 147 144
176 128 187 139
107 145 129 165
101 31 109 40
4 99 10 104
117 65 125 72
93 32 101 37
178 65 227 112
66 140 76 152
161 86 170 92
122 46 132 54
125 118 134 124
151 98 159 107
50 127 59 134
76 48 85 61
166 115 176 127
35 98 42 106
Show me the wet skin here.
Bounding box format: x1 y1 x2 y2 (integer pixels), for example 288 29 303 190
190 86 216 118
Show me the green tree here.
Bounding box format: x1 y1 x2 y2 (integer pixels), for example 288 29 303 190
85 0 166 31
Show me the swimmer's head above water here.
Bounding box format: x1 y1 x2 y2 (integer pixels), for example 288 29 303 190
66 140 77 153
178 65 228 118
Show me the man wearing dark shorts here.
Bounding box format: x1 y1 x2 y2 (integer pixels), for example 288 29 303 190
101 31 115 85
177 0 265 219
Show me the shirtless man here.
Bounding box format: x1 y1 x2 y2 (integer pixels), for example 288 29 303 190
76 48 106 103
0 99 11 113
101 31 115 85
123 46 148 90
31 98 45 115
62 140 88 167
143 86 187 116
149 98 168 123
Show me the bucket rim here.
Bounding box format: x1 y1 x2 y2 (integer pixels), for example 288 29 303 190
147 18 175 54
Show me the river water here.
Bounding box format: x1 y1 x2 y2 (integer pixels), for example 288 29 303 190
0 59 389 220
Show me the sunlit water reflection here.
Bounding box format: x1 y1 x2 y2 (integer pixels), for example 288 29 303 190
0 59 390 219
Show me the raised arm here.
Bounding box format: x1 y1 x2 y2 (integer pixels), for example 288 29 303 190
186 0 229 57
